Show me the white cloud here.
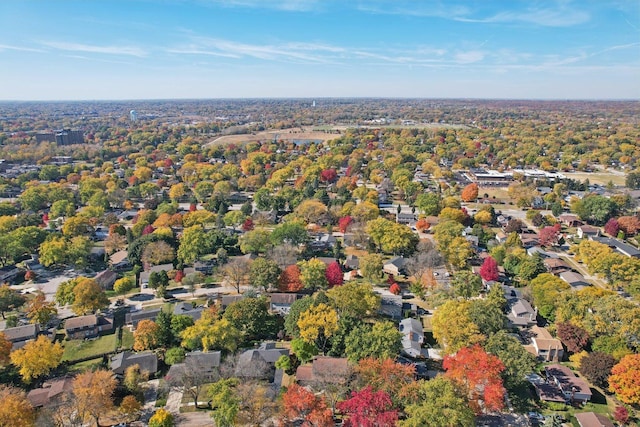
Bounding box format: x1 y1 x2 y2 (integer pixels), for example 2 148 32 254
0 44 44 53
40 41 148 57
455 50 485 64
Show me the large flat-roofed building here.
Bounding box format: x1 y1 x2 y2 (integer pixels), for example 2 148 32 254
36 129 84 145
466 168 513 186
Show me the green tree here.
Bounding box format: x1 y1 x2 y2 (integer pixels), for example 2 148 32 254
451 271 482 299
208 378 240 427
415 193 441 216
326 282 381 318
223 296 278 342
239 229 272 254
468 299 505 336
359 253 384 283
530 273 571 321
270 221 309 246
249 257 281 292
177 225 207 265
344 321 402 362
0 285 25 319
284 296 315 338
291 337 319 364
485 330 537 390
39 235 68 267
400 376 474 427
165 347 186 365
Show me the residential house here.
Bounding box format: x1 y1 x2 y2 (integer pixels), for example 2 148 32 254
3 324 40 350
558 214 582 227
577 225 600 239
527 246 559 259
559 271 591 290
296 356 351 386
399 318 427 358
165 351 222 383
94 270 117 290
236 342 289 381
526 325 564 362
0 265 23 285
343 254 359 271
139 263 173 288
220 295 243 311
507 298 537 328
534 364 591 404
590 236 640 258
173 302 205 322
396 212 416 225
64 314 114 340
109 250 130 270
27 377 74 408
194 260 216 275
378 293 403 320
125 308 161 330
309 233 336 250
575 412 614 427
269 293 304 316
383 256 407 276
111 351 158 376
544 258 571 274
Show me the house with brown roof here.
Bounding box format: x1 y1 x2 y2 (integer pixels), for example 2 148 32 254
296 356 351 386
534 364 591 404
559 271 591 290
575 412 614 427
64 314 114 340
94 270 117 290
27 376 74 408
544 258 571 274
577 225 600 239
525 325 564 362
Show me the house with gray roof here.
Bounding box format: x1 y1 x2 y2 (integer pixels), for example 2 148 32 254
166 351 222 384
236 342 289 381
559 271 591 290
125 308 162 330
64 314 113 340
590 236 640 258
269 293 304 316
111 351 158 376
383 256 407 276
3 324 40 350
399 318 427 358
507 298 537 328
173 302 205 321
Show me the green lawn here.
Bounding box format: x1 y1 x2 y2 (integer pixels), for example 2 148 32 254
120 328 134 350
62 334 118 362
68 357 104 373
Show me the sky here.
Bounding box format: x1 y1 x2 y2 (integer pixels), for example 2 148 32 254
0 0 639 100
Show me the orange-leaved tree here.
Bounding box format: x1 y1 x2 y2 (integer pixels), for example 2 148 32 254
608 353 640 405
280 384 333 427
461 183 479 202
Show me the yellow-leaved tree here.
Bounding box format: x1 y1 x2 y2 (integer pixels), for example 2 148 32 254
0 385 35 427
297 303 339 354
10 335 64 382
73 369 117 426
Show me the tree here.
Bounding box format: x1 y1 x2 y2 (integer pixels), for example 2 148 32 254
239 229 272 254
468 299 505 337
298 258 329 291
474 210 493 225
10 335 63 382
366 218 418 255
0 385 35 427
326 282 380 318
573 195 616 225
72 369 117 426
119 395 142 420
280 384 333 427
530 273 570 321
249 257 281 292
25 291 57 325
114 276 136 294
604 218 619 236
284 296 315 338
149 408 174 427
538 225 560 247
221 258 251 293
278 264 303 292
360 253 384 283
618 215 640 236
350 201 380 223
291 337 319 364
0 332 11 366
0 284 25 319
294 199 329 225
177 225 207 265
608 354 640 405
337 386 398 427
556 322 589 353
271 221 309 246
479 256 499 282
444 344 505 415
223 296 278 342
325 261 343 287
181 311 242 352
344 321 402 362
142 240 175 267
579 352 616 389
613 406 630 425
72 278 109 315
134 319 161 351
298 303 339 353
400 376 475 427
485 330 537 390
208 378 240 427
338 216 353 233
432 300 484 354
461 183 479 202
415 193 441 216
451 271 482 299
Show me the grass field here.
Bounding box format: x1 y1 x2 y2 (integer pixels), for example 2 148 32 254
562 171 626 187
120 328 134 350
68 357 104 373
62 334 117 362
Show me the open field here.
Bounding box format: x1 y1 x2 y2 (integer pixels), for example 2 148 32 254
62 334 117 362
563 171 626 187
205 127 343 146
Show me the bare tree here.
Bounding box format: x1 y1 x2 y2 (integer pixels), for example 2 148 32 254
406 240 443 285
267 243 299 269
166 354 222 409
221 258 252 293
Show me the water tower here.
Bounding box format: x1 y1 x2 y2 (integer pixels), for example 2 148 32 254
130 110 138 122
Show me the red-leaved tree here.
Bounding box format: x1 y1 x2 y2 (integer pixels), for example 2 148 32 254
242 218 254 231
142 225 155 235
389 283 401 295
338 216 353 233
604 218 619 237
325 262 344 287
278 265 303 292
555 321 589 353
538 226 559 247
479 256 499 282
281 384 333 427
443 344 505 415
415 218 430 232
320 169 338 184
174 270 184 283
336 386 398 427
618 216 640 236
613 406 629 425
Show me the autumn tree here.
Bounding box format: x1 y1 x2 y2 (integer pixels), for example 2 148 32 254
0 284 25 319
119 395 142 421
221 258 251 293
72 278 109 315
177 225 207 265
432 300 484 354
149 408 174 427
298 258 329 291
10 335 64 382
604 218 619 236
366 218 418 255
444 344 505 415
556 322 589 353
298 303 339 354
538 225 560 247
325 261 344 287
400 376 474 427
360 253 384 283
0 385 35 427
338 216 353 233
73 369 117 426
284 296 315 338
479 256 499 282
608 353 640 405
25 291 57 325
354 358 418 408
579 352 616 389
280 384 333 427
0 332 11 366
114 276 136 294
530 273 571 321
181 310 242 352
277 264 303 292
326 282 380 318
618 215 640 236
337 386 398 427
461 183 479 202
134 319 161 351
142 240 175 267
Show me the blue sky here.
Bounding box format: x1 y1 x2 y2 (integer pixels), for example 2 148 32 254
0 0 638 100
